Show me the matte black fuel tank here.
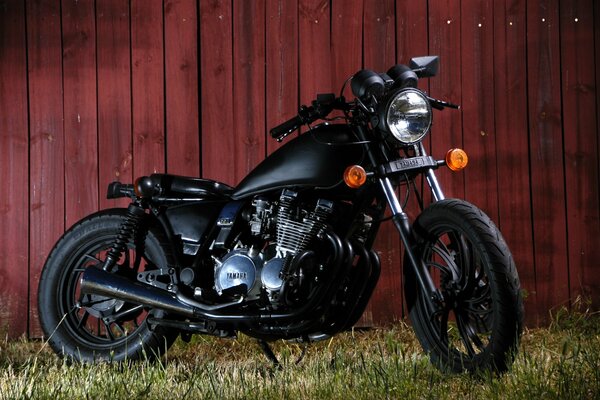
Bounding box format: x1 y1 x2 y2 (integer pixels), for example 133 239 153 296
232 124 364 199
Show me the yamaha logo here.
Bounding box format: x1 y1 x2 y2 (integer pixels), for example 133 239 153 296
227 272 247 280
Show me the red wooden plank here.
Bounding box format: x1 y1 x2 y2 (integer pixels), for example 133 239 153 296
0 0 29 338
165 0 199 177
427 0 464 199
266 0 299 155
334 0 379 325
460 0 498 219
331 0 363 86
27 0 65 337
395 0 428 62
596 0 600 309
97 0 132 210
364 0 395 71
493 0 536 324
395 0 430 175
199 0 235 185
232 0 266 183
560 0 600 308
526 0 569 324
62 0 98 228
362 0 403 325
393 0 432 324
132 0 165 177
299 0 333 105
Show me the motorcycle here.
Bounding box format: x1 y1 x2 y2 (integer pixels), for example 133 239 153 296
38 56 523 373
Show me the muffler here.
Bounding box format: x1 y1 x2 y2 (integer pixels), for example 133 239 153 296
80 267 197 318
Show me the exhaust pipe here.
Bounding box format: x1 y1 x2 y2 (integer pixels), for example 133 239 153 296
79 231 348 327
80 267 197 318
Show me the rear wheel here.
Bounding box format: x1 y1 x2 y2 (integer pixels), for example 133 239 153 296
38 209 178 362
404 199 523 373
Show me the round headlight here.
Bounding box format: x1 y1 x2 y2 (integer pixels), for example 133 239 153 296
384 89 432 144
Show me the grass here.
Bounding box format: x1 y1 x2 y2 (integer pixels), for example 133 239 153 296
0 306 598 400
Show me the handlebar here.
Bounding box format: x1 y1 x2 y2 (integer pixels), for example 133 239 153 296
270 93 344 142
270 114 305 140
270 57 458 142
427 96 460 110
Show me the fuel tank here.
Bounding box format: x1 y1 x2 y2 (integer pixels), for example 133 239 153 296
232 124 365 199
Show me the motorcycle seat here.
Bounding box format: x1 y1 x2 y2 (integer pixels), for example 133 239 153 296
149 173 233 200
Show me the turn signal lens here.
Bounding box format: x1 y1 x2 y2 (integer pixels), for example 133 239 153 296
445 148 469 171
343 165 367 188
134 176 154 197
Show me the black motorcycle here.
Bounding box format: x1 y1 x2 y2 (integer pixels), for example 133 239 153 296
38 56 523 373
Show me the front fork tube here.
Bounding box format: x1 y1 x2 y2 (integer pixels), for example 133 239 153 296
379 176 444 308
419 143 446 202
425 169 445 202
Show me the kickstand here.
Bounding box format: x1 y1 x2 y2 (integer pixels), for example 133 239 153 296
294 343 308 365
257 340 281 369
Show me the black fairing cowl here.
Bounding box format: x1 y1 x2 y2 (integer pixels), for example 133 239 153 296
232 124 365 199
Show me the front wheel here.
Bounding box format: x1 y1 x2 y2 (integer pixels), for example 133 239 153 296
38 209 178 362
404 199 523 373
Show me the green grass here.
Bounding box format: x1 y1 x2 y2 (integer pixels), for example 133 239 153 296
0 307 598 400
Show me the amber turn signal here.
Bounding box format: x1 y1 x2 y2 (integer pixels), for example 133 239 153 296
445 148 469 171
134 176 154 197
343 165 367 188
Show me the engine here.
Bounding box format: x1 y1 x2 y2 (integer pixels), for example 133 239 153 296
213 189 333 305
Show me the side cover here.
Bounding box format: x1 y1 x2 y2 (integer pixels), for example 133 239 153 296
164 201 225 255
232 124 365 199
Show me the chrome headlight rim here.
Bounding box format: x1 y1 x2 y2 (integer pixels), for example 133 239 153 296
381 88 433 145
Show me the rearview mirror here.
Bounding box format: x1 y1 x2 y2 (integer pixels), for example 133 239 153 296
409 56 439 78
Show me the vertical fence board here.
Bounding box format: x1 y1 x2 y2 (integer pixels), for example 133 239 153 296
427 0 464 199
299 0 332 105
492 0 535 321
560 0 600 307
460 0 498 219
165 0 199 176
132 0 165 177
200 0 234 185
331 0 362 84
331 0 366 320
526 0 569 323
363 0 403 324
396 0 429 62
27 0 65 336
62 0 98 228
266 0 299 155
232 0 266 182
96 0 132 210
364 0 395 71
0 0 29 337
394 0 431 322
596 0 600 310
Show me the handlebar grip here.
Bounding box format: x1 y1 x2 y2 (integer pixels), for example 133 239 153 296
270 115 304 139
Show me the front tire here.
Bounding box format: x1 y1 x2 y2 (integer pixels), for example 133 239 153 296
404 199 523 373
38 209 178 362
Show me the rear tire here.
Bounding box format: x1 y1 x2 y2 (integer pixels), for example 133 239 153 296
38 209 178 362
404 199 523 373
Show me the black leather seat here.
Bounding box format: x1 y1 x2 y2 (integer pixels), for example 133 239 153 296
149 174 233 200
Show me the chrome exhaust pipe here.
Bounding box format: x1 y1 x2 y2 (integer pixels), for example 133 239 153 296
80 267 197 318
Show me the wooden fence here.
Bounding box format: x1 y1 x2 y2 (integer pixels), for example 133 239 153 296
0 0 598 337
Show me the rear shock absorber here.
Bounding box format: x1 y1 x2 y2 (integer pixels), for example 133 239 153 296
102 202 147 271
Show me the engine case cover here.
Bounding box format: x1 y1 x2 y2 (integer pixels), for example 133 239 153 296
214 249 263 295
261 257 285 292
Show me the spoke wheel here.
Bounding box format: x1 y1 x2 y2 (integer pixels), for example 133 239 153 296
38 209 178 362
404 199 523 373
